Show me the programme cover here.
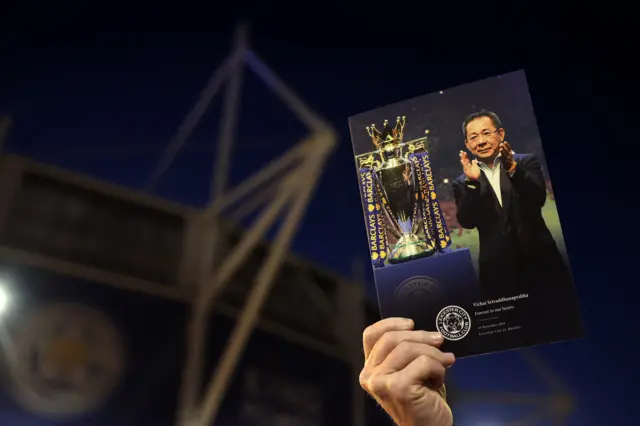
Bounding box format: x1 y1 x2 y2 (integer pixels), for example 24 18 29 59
348 71 584 357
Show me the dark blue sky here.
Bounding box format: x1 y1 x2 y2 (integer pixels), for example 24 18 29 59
1 4 637 425
0 5 531 279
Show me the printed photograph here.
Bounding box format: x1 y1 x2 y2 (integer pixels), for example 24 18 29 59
348 71 584 356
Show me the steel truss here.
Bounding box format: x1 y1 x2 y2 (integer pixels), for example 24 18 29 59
0 27 576 426
144 25 364 426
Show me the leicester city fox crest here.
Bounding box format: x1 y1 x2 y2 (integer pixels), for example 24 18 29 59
11 303 125 418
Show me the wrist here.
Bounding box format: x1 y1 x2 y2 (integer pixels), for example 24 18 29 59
464 178 479 189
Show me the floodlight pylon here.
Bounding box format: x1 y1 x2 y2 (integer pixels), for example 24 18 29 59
146 25 340 426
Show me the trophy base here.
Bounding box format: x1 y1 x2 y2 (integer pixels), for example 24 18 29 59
388 234 436 264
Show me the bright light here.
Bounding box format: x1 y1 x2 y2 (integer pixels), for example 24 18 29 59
0 284 9 315
439 90 444 94
443 178 450 184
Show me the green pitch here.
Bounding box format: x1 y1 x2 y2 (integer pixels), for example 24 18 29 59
448 195 566 267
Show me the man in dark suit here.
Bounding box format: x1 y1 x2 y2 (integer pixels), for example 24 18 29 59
452 111 584 344
452 111 573 302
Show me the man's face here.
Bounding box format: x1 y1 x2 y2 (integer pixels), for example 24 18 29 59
464 116 505 161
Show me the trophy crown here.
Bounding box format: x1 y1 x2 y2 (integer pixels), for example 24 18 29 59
366 116 406 149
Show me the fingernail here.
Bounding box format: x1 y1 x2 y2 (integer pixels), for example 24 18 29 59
432 333 444 342
444 352 456 364
403 319 415 329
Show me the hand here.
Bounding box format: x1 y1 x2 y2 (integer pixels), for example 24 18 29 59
499 141 516 172
459 151 481 181
359 318 456 426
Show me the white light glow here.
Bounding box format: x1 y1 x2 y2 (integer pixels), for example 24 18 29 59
0 284 9 315
443 178 450 184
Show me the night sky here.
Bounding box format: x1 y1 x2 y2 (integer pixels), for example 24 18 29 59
1 4 637 425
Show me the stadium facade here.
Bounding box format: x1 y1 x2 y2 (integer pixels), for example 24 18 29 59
0 153 399 426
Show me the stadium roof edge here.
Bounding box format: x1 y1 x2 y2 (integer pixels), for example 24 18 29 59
2 153 363 289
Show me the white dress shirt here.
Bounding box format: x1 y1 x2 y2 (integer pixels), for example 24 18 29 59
478 156 504 207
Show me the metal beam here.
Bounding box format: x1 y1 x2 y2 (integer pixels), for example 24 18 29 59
295 266 338 321
198 133 334 425
199 168 299 312
213 300 347 361
178 137 332 426
228 181 278 221
145 50 243 192
163 23 337 426
0 246 193 302
211 24 247 201
189 169 299 418
244 50 329 133
176 26 248 419
201 139 313 221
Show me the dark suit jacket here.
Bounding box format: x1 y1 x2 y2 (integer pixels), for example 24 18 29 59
452 154 562 296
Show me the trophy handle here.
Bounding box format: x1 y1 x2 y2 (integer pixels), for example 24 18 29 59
358 154 382 170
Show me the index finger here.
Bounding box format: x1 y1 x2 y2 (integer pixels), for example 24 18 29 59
459 151 469 166
363 317 414 360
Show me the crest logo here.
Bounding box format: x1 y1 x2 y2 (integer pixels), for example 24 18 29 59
436 305 471 341
395 276 445 301
11 303 125 418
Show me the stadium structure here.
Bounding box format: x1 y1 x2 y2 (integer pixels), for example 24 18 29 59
0 26 575 426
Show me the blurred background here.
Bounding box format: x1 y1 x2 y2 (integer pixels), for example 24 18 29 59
0 3 636 426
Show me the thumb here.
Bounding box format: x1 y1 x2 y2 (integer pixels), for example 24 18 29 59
471 159 478 166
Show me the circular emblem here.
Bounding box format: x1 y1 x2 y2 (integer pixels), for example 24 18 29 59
436 305 471 341
395 276 445 301
11 303 125 418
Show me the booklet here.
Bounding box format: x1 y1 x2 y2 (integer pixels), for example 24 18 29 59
348 70 584 357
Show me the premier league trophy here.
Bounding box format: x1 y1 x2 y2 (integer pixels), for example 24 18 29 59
357 116 451 267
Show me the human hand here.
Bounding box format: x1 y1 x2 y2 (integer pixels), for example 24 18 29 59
498 141 516 173
359 318 456 426
459 151 481 181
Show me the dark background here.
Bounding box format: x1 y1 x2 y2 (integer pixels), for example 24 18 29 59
0 2 637 425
